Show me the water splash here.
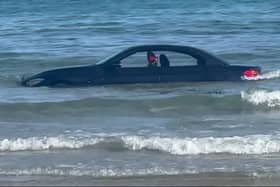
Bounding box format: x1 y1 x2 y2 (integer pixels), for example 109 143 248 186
241 90 280 107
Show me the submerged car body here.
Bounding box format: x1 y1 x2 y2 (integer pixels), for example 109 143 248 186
21 45 261 87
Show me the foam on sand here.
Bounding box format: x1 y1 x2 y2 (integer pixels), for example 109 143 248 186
0 167 190 177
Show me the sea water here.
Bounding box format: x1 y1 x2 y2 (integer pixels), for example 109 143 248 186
0 0 280 184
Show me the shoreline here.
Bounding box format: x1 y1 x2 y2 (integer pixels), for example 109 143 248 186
0 172 279 186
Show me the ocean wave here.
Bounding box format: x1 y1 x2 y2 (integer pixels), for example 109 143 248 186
243 70 280 81
0 135 103 152
0 86 178 104
241 90 280 107
0 93 248 119
0 74 21 85
0 167 195 177
1 134 280 155
122 135 280 155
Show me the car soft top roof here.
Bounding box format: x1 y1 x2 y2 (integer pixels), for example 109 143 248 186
97 44 229 66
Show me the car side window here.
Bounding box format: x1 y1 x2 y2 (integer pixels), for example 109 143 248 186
120 52 146 67
121 51 159 68
159 51 198 67
120 51 199 68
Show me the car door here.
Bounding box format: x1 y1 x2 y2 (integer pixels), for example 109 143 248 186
159 66 207 82
205 66 229 81
103 66 160 84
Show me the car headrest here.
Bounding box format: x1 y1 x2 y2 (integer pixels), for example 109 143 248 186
159 54 170 67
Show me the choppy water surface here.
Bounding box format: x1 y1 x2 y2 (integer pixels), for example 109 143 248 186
0 0 280 182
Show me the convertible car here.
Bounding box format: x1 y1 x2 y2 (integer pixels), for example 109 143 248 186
21 45 261 87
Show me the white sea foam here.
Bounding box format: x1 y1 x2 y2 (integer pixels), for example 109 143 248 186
0 136 103 152
122 135 280 155
1 134 280 155
241 90 280 107
0 167 195 177
243 70 280 81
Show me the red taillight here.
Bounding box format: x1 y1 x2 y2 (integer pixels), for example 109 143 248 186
243 69 258 78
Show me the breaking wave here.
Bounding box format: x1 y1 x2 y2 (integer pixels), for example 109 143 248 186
0 167 193 177
241 90 280 107
1 134 280 155
122 135 280 155
0 135 103 152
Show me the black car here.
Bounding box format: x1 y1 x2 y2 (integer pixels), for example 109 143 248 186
21 45 261 87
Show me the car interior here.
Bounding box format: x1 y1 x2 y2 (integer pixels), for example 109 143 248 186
119 50 199 68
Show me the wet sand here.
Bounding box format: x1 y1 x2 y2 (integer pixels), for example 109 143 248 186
1 172 279 186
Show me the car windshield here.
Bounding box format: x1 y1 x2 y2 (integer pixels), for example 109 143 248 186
95 50 121 65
